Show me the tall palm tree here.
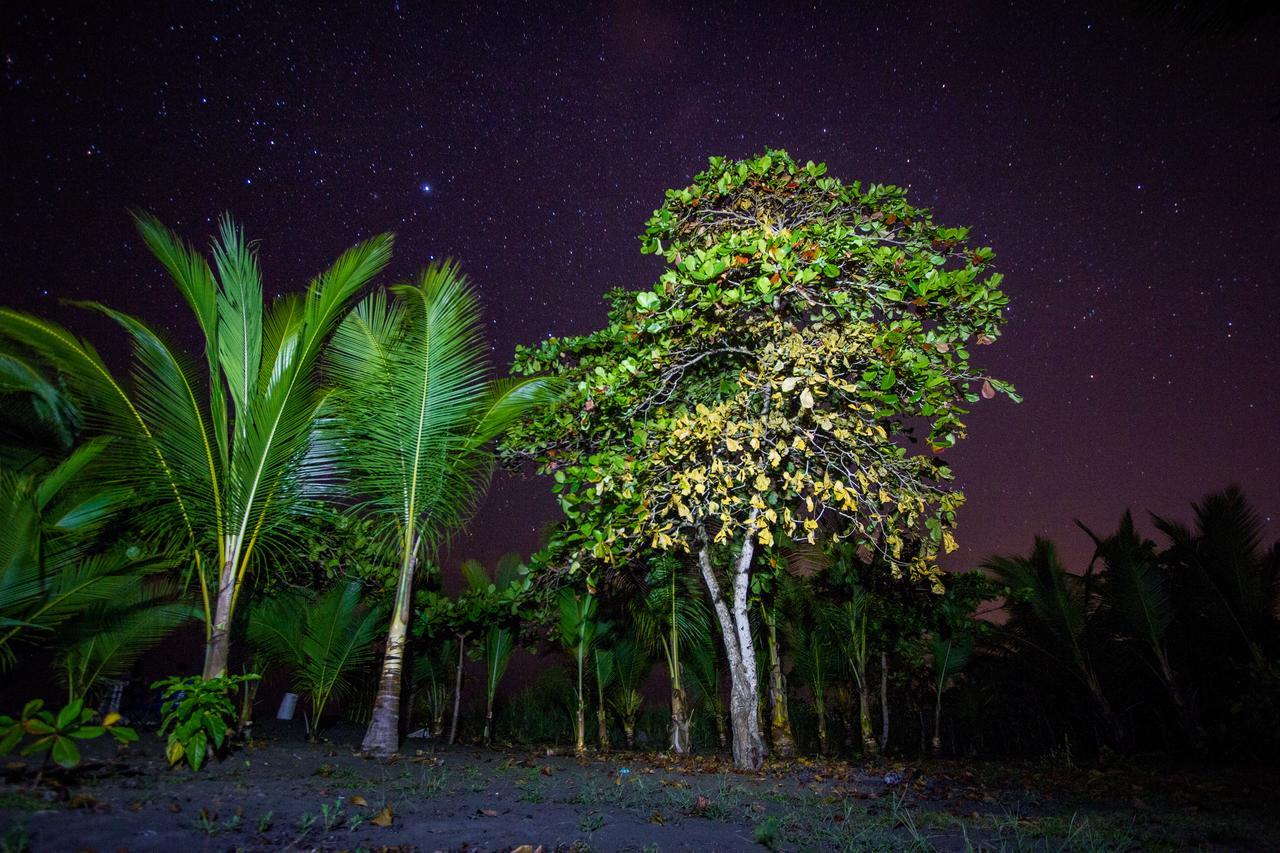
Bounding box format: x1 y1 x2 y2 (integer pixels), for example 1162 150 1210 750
984 537 1125 747
322 261 555 755
1081 511 1205 747
0 214 393 678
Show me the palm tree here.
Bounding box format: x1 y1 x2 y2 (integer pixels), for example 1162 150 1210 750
927 634 972 756
0 438 176 669
0 214 393 679
1154 486 1279 668
459 555 524 745
779 578 835 755
685 635 728 750
557 589 600 755
984 537 1124 747
56 580 194 704
322 262 555 755
827 585 879 757
1081 511 1205 748
593 645 615 752
247 580 385 739
629 553 708 753
605 636 651 748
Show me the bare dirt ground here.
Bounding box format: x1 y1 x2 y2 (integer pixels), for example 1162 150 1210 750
2 721 1278 852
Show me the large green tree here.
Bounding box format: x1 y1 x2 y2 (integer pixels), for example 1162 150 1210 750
0 215 393 679
505 151 1014 769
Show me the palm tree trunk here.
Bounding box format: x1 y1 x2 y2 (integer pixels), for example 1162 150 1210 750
879 650 890 753
763 609 796 757
237 655 259 735
667 574 692 754
816 694 829 756
697 536 765 771
362 545 417 756
858 684 878 758
670 682 692 753
202 555 237 679
449 633 465 745
624 718 636 749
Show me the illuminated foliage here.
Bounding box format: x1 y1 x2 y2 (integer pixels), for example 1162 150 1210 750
505 150 1014 582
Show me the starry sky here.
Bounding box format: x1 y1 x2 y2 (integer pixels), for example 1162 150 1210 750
2 2 1277 573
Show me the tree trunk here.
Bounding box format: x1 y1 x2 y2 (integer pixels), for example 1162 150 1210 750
879 650 890 753
202 555 237 680
362 547 417 756
575 701 587 755
763 608 796 757
714 705 729 749
816 699 829 756
669 682 692 753
483 698 494 746
697 532 765 771
624 718 636 749
597 705 610 752
448 633 465 745
236 657 259 736
931 692 944 756
858 684 878 758
1158 651 1206 750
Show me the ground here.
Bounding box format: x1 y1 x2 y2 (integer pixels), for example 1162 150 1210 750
2 722 1277 852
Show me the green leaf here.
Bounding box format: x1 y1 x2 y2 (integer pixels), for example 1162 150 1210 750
51 736 81 768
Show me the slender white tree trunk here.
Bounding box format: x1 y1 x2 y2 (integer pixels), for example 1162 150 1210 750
697 523 765 771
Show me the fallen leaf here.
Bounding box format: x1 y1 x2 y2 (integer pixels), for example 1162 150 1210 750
480 808 499 817
370 806 394 827
540 764 552 776
649 810 664 825
167 802 182 813
348 794 368 807
127 800 143 812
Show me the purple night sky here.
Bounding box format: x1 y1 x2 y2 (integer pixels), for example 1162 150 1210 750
3 2 1277 574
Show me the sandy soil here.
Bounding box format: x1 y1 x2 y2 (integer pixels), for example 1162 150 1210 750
2 721 1278 852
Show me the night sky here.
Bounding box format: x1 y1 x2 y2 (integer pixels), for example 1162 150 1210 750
3 2 1277 574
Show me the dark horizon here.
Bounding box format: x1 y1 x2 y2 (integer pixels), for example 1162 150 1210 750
3 2 1277 574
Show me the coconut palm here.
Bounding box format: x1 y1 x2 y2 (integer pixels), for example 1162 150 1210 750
0 214 393 679
685 635 728 750
55 580 194 704
322 261 555 755
629 553 708 753
984 537 1124 747
247 580 384 738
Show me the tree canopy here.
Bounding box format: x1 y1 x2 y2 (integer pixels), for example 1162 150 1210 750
504 149 1015 584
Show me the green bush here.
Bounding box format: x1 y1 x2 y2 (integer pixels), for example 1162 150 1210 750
0 698 137 769
153 674 258 770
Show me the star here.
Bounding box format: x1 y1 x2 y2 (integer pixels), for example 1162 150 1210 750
419 182 433 194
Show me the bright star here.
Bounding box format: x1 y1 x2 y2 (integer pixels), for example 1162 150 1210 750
419 182 432 194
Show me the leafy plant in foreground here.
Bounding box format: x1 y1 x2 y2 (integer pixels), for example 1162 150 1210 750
154 673 259 770
0 698 137 769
